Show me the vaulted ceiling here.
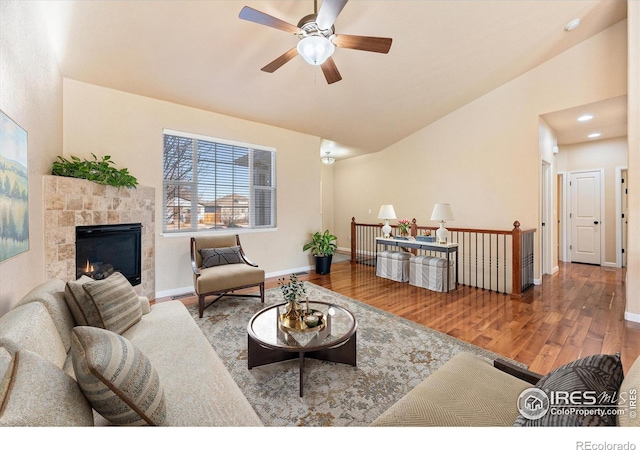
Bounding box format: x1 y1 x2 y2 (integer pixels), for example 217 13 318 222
41 0 628 159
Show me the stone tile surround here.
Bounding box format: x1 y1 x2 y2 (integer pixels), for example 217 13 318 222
43 175 155 300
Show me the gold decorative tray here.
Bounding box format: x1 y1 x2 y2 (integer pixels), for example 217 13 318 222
279 310 326 333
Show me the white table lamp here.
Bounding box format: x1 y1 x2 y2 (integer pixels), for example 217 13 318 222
430 203 454 244
378 205 397 238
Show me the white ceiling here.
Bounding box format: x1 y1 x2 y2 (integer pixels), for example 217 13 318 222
542 95 628 146
41 0 628 160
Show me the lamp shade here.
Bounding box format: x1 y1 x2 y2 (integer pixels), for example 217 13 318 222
297 35 335 66
378 205 397 220
430 203 454 221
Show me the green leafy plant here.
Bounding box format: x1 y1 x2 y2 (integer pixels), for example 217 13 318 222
51 154 138 188
303 230 337 257
278 273 307 303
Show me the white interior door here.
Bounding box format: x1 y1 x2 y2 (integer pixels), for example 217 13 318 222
570 171 602 265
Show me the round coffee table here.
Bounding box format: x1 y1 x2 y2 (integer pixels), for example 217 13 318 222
247 301 357 397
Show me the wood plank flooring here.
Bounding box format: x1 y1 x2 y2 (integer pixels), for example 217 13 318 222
166 259 640 376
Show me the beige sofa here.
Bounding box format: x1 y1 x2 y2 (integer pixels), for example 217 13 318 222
372 350 640 427
0 279 263 426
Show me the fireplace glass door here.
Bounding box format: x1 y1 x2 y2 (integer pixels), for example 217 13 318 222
76 223 142 286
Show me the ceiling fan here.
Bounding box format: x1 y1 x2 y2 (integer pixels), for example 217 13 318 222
238 0 392 84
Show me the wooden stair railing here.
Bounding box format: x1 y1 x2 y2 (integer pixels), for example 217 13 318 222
350 217 535 297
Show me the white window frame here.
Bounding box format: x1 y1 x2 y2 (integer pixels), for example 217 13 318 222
162 129 276 234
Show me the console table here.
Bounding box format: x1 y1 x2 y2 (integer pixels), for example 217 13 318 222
375 237 458 292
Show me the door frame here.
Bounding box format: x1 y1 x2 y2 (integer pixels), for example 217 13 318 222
616 166 628 268
558 171 569 263
568 168 605 266
541 159 553 276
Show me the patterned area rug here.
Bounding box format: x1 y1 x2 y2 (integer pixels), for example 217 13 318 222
188 282 518 427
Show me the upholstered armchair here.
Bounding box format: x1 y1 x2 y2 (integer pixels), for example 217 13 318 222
190 234 265 318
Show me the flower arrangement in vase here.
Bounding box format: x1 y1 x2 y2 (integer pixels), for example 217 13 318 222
278 274 307 327
397 218 411 236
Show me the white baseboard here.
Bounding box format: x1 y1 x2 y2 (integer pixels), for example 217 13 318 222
552 266 559 275
336 246 350 253
155 265 314 299
534 278 542 286
603 262 618 268
266 265 315 278
625 311 640 324
156 286 195 299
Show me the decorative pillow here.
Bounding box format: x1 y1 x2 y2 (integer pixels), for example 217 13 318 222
64 275 96 326
514 353 624 426
0 347 13 407
81 272 142 334
200 246 243 268
0 348 94 426
71 326 166 426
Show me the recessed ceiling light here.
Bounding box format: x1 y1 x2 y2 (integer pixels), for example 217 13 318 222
577 114 593 122
588 132 601 138
565 19 581 32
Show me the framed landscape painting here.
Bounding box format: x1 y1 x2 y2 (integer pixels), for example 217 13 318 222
0 110 29 262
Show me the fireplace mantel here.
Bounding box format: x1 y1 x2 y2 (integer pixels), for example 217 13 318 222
43 175 155 300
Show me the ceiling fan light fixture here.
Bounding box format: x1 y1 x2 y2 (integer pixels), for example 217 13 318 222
297 35 335 66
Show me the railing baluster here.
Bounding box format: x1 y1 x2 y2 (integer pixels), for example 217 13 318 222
503 234 507 295
474 233 478 288
488 234 492 292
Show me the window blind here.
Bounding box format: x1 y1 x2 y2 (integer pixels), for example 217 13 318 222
162 130 276 232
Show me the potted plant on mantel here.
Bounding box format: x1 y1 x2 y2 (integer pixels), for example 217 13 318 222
303 230 338 275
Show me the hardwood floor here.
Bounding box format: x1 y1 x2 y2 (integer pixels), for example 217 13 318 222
167 259 640 375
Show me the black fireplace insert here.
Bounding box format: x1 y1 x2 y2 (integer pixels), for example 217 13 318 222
76 223 142 286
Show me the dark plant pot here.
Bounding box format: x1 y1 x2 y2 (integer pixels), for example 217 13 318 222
314 255 333 275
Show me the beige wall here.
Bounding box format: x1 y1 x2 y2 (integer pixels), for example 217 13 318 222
333 20 628 282
321 163 335 237
0 1 63 315
627 1 640 321
556 137 628 265
62 79 323 295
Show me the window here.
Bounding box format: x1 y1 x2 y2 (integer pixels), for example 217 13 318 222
163 129 276 233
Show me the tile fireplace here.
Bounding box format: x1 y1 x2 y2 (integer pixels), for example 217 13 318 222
44 175 155 300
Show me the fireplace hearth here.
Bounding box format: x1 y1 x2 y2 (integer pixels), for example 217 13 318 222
76 223 142 286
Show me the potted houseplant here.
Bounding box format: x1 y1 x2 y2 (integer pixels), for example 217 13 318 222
303 230 337 275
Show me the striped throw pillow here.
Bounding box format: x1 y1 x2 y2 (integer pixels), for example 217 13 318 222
64 275 97 326
81 272 142 334
71 326 166 426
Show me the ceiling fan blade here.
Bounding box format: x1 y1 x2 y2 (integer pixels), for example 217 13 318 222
239 6 300 33
261 47 299 73
321 57 342 84
316 0 349 30
333 34 392 53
